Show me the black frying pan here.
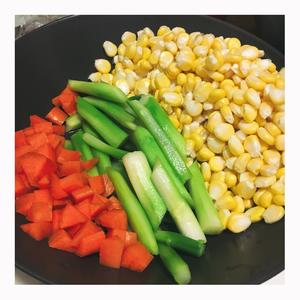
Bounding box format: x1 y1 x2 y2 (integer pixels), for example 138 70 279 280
15 15 284 284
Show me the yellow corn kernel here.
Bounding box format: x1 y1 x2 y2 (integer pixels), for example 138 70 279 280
264 122 281 136
193 82 213 102
102 40 117 57
100 73 114 85
219 105 233 124
148 50 161 65
275 77 285 89
140 47 150 60
169 114 180 129
256 127 275 146
232 89 245 105
207 135 225 154
209 71 224 82
160 102 173 115
239 59 251 77
243 135 261 158
255 176 277 188
213 123 235 142
176 73 187 86
134 78 150 95
273 194 285 206
245 206 265 222
117 43 126 56
154 73 170 89
244 199 254 209
218 209 231 229
236 180 256 199
95 59 111 74
232 196 245 213
240 45 259 60
158 51 174 69
238 121 259 135
136 33 149 47
242 104 257 122
191 133 204 151
216 193 236 210
253 189 265 205
206 111 223 133
269 86 285 105
164 41 178 55
263 150 281 166
215 97 229 109
209 156 225 172
176 49 195 72
166 62 180 79
263 205 284 224
227 213 251 233
235 130 247 142
258 102 273 120
88 72 102 82
225 171 237 188
239 171 256 182
179 112 192 125
201 162 211 182
121 31 136 46
208 89 226 103
233 153 251 174
225 157 237 170
115 79 130 95
227 37 241 49
211 171 226 183
157 25 170 36
197 145 215 161
258 70 276 83
273 111 285 133
205 53 221 71
225 48 242 64
222 146 232 161
275 134 284 151
246 74 266 91
276 167 285 179
244 88 261 108
125 43 137 60
270 177 285 195
259 190 273 208
174 107 182 119
209 180 227 200
228 135 244 156
162 92 183 107
260 164 278 177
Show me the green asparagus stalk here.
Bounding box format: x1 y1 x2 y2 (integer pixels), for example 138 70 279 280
107 167 158 255
64 140 74 150
69 80 127 104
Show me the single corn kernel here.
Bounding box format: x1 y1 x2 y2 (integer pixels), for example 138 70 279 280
176 49 195 72
225 157 237 170
253 189 266 205
263 150 281 166
137 33 149 47
255 176 277 188
257 127 275 146
227 37 241 49
236 180 256 199
276 167 285 179
275 134 284 151
213 123 235 142
219 104 234 124
245 206 265 222
203 102 214 111
273 194 285 206
233 196 245 213
134 78 150 95
205 53 221 71
264 122 281 136
269 86 285 105
208 89 226 103
228 135 245 156
211 171 226 182
273 111 285 133
222 146 232 161
100 73 113 85
103 41 118 57
259 102 273 120
177 73 187 85
239 59 251 77
240 45 259 60
218 209 231 229
159 51 174 69
121 31 136 46
197 145 215 161
215 97 229 109
125 43 137 60
244 88 261 108
263 205 284 224
238 121 259 135
242 104 257 122
165 41 178 55
259 190 273 208
169 114 180 129
115 79 130 95
207 135 225 154
176 32 190 49
162 92 183 107
270 177 285 195
184 100 203 117
88 72 102 82
209 181 228 200
239 171 256 182
95 59 111 74
191 133 204 151
179 112 192 125
194 82 213 102
227 213 251 233
157 25 171 36
154 73 171 89
216 193 236 210
209 156 225 172
246 74 266 91
206 111 223 133
244 199 254 209
232 89 245 105
244 135 261 158
247 158 263 175
117 43 126 56
234 153 251 173
201 162 211 181
166 62 180 79
225 171 237 188
260 164 278 177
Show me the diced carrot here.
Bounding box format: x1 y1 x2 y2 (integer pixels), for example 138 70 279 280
15 192 35 216
36 144 56 162
90 194 110 218
27 202 52 222
81 158 98 171
59 203 87 229
19 152 56 186
26 133 49 149
66 223 83 238
15 174 31 196
20 222 52 241
23 127 35 136
71 186 94 203
107 229 126 243
30 115 48 126
75 199 91 219
53 198 71 208
121 242 153 272
15 130 28 147
96 209 127 230
33 121 53 134
56 148 81 163
50 174 68 199
52 95 61 106
107 196 123 210
102 174 115 197
76 231 105 257
52 209 62 232
53 125 65 136
47 134 65 149
37 175 51 189
88 175 105 195
46 107 68 125
33 189 53 206
48 229 75 252
58 161 82 177
59 173 86 193
99 237 125 269
71 220 102 247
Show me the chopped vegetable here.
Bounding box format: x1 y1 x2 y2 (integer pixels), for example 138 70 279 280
152 160 206 242
76 231 105 257
48 229 75 253
96 209 128 230
129 100 191 183
20 222 52 241
69 80 128 104
107 167 158 255
46 107 68 125
122 151 166 230
63 140 74 150
59 203 87 228
158 242 191 285
65 113 82 132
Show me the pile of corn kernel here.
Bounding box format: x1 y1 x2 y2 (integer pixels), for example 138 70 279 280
88 26 285 234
